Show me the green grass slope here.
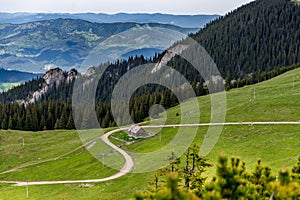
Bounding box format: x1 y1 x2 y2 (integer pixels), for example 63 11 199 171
163 67 300 124
125 68 300 169
0 68 299 199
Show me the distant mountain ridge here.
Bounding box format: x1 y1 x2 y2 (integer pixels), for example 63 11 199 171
0 68 42 91
0 68 42 83
0 12 219 28
0 18 197 73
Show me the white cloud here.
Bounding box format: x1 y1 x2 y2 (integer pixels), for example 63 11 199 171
44 64 58 71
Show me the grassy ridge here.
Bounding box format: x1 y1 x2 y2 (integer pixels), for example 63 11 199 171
0 129 120 181
0 173 150 200
123 125 299 175
0 68 299 199
129 68 300 173
0 130 81 172
163 67 300 124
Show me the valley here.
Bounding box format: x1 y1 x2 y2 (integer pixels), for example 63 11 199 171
0 13 219 29
0 68 42 92
0 19 197 73
0 68 299 199
0 0 300 199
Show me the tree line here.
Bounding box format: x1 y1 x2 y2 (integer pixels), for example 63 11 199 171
0 61 299 131
0 0 300 131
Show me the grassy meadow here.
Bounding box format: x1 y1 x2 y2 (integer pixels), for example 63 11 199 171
0 68 300 199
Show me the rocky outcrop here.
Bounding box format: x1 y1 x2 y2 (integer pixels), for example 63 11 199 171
151 44 189 74
25 68 80 104
83 67 96 77
151 43 226 88
43 68 66 88
67 68 80 83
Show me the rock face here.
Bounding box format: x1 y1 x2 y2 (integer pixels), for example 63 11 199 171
43 68 66 88
151 44 189 74
67 69 79 83
83 67 96 77
26 68 80 104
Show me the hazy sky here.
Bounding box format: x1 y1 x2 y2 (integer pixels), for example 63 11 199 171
0 0 255 15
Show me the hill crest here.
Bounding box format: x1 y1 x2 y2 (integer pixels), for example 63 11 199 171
0 18 197 73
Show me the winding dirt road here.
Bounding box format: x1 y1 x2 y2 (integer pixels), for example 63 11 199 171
1 121 299 186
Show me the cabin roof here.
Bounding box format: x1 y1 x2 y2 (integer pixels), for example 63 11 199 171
128 125 143 134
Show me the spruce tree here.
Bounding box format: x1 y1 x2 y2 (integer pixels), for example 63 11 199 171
24 109 32 131
66 114 75 129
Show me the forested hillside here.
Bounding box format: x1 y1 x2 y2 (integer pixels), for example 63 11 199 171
0 0 300 131
189 0 300 78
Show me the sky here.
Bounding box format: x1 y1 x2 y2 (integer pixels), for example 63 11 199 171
0 0 255 15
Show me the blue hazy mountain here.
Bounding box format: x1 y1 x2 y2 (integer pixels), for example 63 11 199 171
121 48 163 59
0 68 42 82
0 12 219 28
0 68 42 91
0 18 198 73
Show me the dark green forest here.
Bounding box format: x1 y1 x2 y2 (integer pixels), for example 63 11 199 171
190 0 300 77
0 0 300 131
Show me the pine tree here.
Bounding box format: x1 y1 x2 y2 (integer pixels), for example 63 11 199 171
66 114 75 129
40 115 46 130
101 111 110 128
54 118 60 129
59 105 68 129
1 114 8 130
16 115 24 130
31 106 39 131
24 109 32 131
292 156 300 180
46 106 55 130
8 116 13 129
135 173 200 200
